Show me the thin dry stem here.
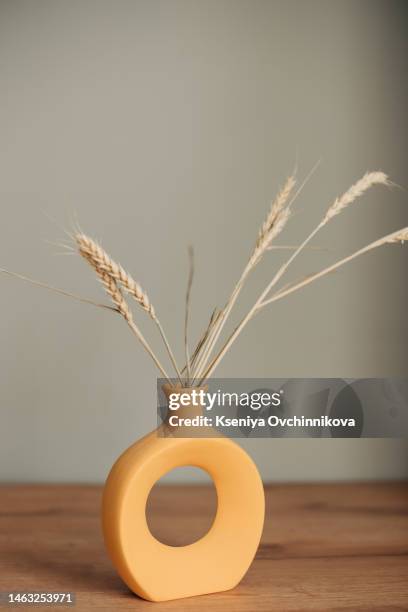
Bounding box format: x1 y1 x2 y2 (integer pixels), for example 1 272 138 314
181 308 221 376
0 267 117 311
260 226 408 306
267 245 328 251
184 245 194 384
0 264 171 380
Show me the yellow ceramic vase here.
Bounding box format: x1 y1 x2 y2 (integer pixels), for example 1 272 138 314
102 387 265 602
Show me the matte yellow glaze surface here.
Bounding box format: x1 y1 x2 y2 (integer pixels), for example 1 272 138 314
102 390 265 602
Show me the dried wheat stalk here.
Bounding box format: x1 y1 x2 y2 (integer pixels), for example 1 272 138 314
192 162 324 383
267 245 328 251
84 263 171 381
252 176 296 262
260 226 408 306
191 174 295 383
255 171 391 306
197 171 395 382
201 225 408 381
76 233 182 382
200 226 407 383
184 245 194 385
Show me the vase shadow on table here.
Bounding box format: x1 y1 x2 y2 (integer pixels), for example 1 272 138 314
1 545 136 600
0 482 220 605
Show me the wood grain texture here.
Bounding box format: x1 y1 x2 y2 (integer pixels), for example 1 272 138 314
0 483 407 611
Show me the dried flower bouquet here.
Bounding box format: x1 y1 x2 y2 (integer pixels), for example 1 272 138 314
1 170 407 386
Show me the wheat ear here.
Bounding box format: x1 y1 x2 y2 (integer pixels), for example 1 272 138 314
76 233 182 382
322 171 389 224
252 176 296 263
200 226 408 382
76 234 155 313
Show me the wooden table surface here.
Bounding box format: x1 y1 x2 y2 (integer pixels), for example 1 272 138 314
0 483 407 611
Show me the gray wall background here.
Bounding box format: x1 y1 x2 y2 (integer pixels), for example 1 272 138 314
0 0 407 483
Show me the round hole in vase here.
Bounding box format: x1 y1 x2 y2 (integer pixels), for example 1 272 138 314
145 466 217 547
